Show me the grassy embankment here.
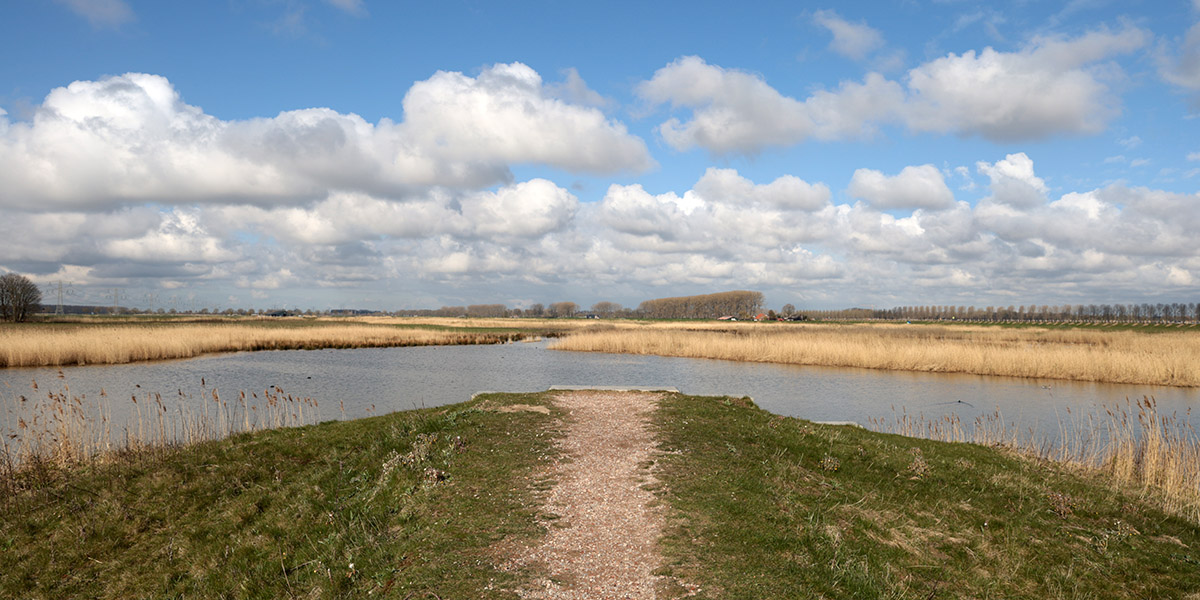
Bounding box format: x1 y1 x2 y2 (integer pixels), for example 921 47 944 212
3 391 1200 598
551 322 1200 387
0 392 563 599
651 394 1200 598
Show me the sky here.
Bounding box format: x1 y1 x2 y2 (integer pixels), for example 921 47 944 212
1 0 1199 312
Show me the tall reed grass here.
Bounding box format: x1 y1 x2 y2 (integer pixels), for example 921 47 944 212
0 323 524 368
550 324 1200 386
1 377 321 495
870 397 1200 522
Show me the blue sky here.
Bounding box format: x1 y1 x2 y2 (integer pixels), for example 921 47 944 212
1 0 1199 312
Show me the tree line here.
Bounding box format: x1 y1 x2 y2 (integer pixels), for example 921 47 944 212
800 302 1200 323
636 290 765 320
399 290 766 320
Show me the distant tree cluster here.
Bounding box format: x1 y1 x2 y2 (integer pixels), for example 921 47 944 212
799 302 1200 323
547 301 578 318
590 301 624 317
637 290 764 319
0 273 42 322
466 304 507 318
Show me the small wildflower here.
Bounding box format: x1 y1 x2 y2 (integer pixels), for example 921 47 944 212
820 454 840 472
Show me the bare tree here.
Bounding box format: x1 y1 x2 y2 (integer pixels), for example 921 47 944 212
0 273 42 322
591 301 622 317
466 304 507 318
548 301 578 318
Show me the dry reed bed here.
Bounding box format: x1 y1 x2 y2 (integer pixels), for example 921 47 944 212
3 382 317 463
0 324 520 368
550 325 1200 387
1 380 323 495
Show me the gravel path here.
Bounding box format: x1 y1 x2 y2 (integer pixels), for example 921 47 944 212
508 390 684 599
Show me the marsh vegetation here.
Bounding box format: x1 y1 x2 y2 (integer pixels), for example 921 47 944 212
551 321 1200 387
0 318 531 368
7 316 1196 389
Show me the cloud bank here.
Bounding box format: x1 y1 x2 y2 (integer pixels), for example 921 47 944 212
1 56 1195 309
639 26 1149 154
0 65 652 211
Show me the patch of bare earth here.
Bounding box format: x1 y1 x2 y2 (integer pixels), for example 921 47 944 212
505 390 695 599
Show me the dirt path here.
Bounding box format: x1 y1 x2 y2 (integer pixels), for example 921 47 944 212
507 390 689 599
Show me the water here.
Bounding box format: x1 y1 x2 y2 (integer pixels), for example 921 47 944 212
3 341 1197 442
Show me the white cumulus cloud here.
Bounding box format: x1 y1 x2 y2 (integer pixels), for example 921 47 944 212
0 65 652 210
692 168 831 211
637 56 903 154
401 62 653 175
638 26 1149 154
848 164 956 210
813 10 885 61
104 211 237 264
976 152 1048 208
905 26 1149 140
1160 23 1200 90
461 179 579 239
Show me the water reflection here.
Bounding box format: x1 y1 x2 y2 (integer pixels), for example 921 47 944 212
2 340 1197 440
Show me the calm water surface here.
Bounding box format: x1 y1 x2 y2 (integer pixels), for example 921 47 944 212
3 341 1197 439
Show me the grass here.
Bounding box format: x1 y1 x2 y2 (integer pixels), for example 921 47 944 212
550 322 1200 387
0 391 564 599
651 394 1200 599
5 387 1200 598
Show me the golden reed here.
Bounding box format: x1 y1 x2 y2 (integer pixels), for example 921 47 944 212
0 323 523 368
1 378 324 495
550 323 1200 387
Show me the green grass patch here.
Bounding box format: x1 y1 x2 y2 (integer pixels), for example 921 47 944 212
0 392 564 599
651 394 1200 599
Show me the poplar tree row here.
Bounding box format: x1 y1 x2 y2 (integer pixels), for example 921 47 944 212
799 302 1200 323
636 290 765 319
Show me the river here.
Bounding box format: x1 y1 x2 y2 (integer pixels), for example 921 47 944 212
3 340 1197 447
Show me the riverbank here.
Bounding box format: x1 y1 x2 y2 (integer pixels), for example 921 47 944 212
550 323 1200 387
652 394 1200 598
3 391 1198 598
